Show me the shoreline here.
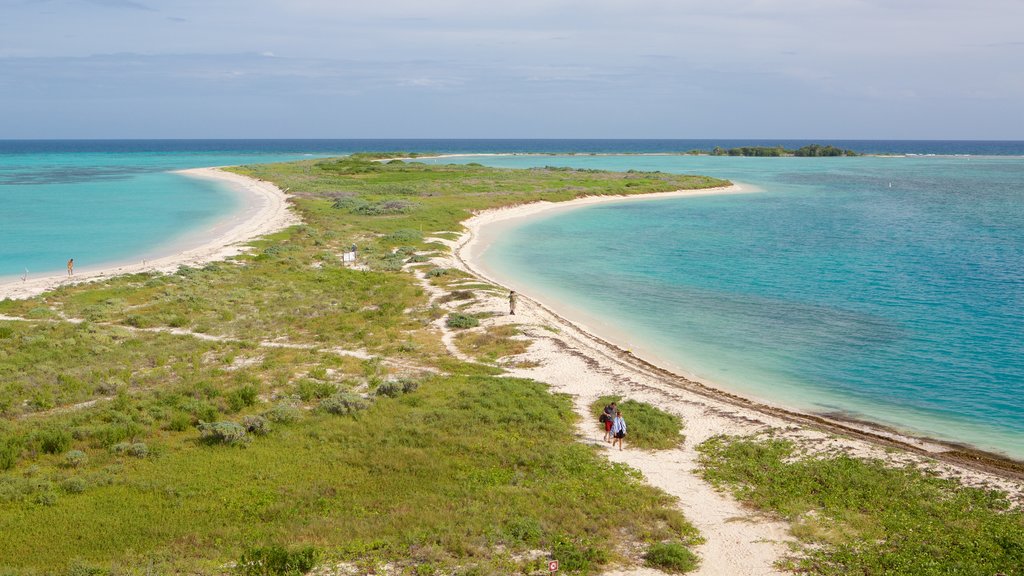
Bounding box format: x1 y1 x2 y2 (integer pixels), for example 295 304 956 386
0 167 299 301
454 185 1024 478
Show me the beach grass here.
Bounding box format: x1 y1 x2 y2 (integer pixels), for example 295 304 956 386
590 396 685 450
0 375 699 574
454 324 530 363
697 434 1024 575
0 156 720 574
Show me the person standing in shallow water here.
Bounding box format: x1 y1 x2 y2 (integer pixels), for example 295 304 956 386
611 410 627 450
66 258 74 277
508 290 517 315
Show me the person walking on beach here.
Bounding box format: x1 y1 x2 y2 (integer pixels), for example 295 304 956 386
611 410 627 450
66 258 74 277
508 290 517 315
601 401 617 442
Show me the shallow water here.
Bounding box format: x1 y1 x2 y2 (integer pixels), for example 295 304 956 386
0 143 342 279
425 154 1024 458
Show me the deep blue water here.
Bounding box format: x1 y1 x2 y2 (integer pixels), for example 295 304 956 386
3 138 1024 156
420 153 1024 459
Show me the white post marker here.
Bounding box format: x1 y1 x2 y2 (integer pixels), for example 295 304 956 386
548 559 559 573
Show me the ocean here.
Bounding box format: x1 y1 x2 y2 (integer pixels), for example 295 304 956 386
419 152 1024 459
3 140 1022 458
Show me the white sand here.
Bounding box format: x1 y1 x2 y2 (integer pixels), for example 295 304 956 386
0 167 299 301
434 185 1024 574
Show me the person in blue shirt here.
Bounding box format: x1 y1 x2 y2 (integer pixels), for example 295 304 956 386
611 410 627 450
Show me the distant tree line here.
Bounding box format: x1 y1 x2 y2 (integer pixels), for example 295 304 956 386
697 145 859 157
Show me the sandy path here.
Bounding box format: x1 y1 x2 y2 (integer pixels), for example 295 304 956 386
0 167 299 301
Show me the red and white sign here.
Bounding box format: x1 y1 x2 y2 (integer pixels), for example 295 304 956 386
548 560 559 572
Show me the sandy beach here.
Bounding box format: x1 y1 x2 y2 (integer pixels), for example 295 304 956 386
0 167 299 302
433 184 1024 574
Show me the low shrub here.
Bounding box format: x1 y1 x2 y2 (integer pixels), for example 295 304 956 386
89 421 145 448
374 382 403 398
425 268 451 278
320 392 368 416
62 450 88 468
551 535 607 573
36 428 72 455
242 415 271 436
446 313 479 329
263 403 302 424
438 290 473 303
165 412 192 432
374 379 419 398
198 421 250 446
0 435 23 471
237 545 318 576
644 542 699 573
111 442 148 458
227 384 259 413
503 517 542 545
295 379 335 402
61 477 88 494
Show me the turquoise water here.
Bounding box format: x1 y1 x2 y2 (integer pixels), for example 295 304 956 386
0 147 336 280
424 154 1024 458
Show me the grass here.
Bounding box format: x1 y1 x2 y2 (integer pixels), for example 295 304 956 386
697 434 1024 575
0 156 722 574
454 324 530 363
644 541 700 573
591 396 684 450
0 376 700 574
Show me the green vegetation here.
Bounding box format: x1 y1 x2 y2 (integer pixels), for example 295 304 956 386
591 396 684 450
0 155 719 574
454 324 530 363
697 434 1024 575
446 312 480 329
705 144 858 157
644 541 700 573
237 545 318 576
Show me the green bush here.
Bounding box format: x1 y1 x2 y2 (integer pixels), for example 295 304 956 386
165 412 192 432
425 267 451 278
295 379 335 402
374 381 403 398
237 545 318 576
89 421 145 448
320 392 368 416
644 542 699 573
227 384 259 413
446 313 479 329
0 435 23 470
242 415 271 436
62 450 88 468
61 477 88 494
503 517 542 545
36 428 72 455
263 403 302 424
198 421 250 446
111 442 148 458
551 535 607 573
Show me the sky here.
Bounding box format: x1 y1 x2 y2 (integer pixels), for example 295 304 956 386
1 0 1022 139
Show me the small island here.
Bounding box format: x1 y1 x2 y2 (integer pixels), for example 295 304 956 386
683 144 860 157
